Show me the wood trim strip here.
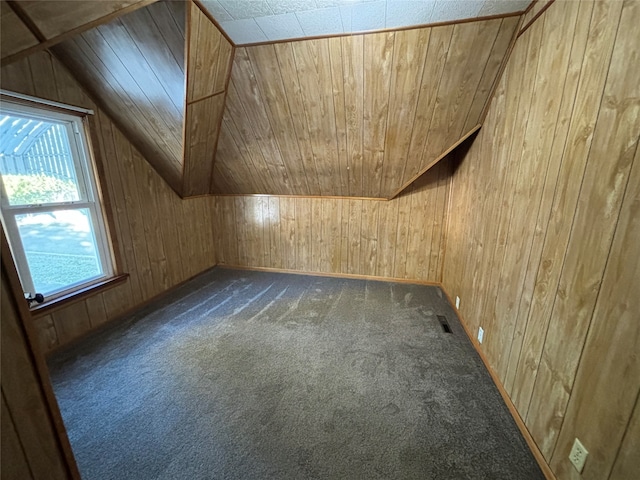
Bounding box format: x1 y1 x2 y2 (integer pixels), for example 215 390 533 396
214 193 389 201
186 90 225 106
388 125 482 200
6 1 46 42
85 115 127 277
0 0 158 67
217 264 442 286
192 0 235 47
518 0 556 38
1 228 82 480
29 274 130 318
523 0 539 16
237 11 525 48
439 286 557 480
478 14 525 124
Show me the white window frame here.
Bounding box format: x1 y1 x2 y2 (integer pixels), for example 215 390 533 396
0 94 115 302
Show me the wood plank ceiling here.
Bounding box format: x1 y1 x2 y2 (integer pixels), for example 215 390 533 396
216 17 518 198
1 0 520 199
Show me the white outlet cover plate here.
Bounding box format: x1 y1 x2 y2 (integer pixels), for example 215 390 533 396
478 327 484 344
569 438 588 473
455 296 460 309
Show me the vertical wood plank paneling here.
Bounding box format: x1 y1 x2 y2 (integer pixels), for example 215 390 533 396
296 197 313 272
347 198 362 274
212 160 449 283
464 16 520 130
363 32 394 198
51 1 186 191
375 199 398 278
280 198 296 270
359 200 379 275
380 28 430 196
510 0 610 416
392 191 412 278
402 25 453 185
550 141 640 480
273 42 316 194
1 393 34 480
268 197 282 269
328 38 349 196
342 34 364 196
1 272 70 480
85 293 108 328
441 1 640 479
610 396 640 480
51 301 90 346
214 17 517 198
292 39 341 196
31 315 58 352
503 0 585 394
527 0 634 457
1 51 216 352
187 1 222 101
183 93 225 196
249 44 308 194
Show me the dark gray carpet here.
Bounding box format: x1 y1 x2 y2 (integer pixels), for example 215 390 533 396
48 267 544 480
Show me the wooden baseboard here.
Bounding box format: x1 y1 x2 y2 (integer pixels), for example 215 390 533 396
217 264 442 286
439 288 557 480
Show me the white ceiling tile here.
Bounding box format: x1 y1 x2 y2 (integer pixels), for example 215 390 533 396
386 1 435 29
255 12 305 40
218 1 274 20
220 18 269 44
351 0 386 32
430 0 483 23
478 0 531 17
316 0 375 7
339 4 352 30
199 0 234 22
267 0 318 15
296 6 344 35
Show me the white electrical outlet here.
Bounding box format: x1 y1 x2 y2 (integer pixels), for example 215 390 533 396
478 327 484 344
569 438 588 473
455 296 460 309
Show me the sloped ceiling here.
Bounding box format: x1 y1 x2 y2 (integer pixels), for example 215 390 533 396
50 1 233 196
1 0 523 199
215 16 519 198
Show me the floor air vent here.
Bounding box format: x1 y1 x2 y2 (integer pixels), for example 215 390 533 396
437 315 452 333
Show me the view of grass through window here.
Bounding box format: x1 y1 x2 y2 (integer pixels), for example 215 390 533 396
1 112 105 296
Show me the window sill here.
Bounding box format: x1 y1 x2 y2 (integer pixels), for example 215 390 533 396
30 274 129 317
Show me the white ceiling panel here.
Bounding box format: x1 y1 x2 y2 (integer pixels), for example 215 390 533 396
209 0 532 45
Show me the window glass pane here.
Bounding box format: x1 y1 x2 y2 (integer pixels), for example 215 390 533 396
15 209 103 295
0 114 81 205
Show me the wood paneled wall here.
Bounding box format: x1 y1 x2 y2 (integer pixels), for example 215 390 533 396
51 1 187 193
214 159 450 282
0 0 155 64
214 17 518 198
1 259 75 479
442 1 640 479
1 50 217 352
183 1 233 196
51 1 234 198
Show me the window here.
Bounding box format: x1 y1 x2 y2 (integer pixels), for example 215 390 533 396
0 94 114 303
